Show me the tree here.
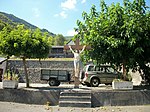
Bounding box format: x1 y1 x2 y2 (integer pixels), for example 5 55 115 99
47 35 54 45
0 25 51 87
75 0 150 82
54 34 66 46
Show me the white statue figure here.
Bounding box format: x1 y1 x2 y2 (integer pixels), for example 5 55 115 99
69 45 86 77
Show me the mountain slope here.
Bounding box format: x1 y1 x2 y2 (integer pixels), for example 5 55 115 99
0 11 55 36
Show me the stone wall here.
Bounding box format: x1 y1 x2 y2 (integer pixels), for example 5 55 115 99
91 90 150 107
0 88 61 105
7 60 74 83
0 88 150 107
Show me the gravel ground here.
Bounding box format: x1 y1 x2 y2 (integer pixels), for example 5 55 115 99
0 101 150 112
0 102 48 112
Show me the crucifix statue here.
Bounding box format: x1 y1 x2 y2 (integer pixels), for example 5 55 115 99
69 45 86 78
64 38 91 88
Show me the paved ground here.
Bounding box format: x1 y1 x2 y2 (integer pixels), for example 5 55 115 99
0 101 150 112
0 82 113 91
1 82 149 91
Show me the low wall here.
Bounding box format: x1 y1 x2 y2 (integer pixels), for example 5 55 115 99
0 88 61 106
7 59 74 83
91 90 150 107
0 88 150 107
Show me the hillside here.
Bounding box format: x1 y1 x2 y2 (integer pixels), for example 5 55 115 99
0 11 55 36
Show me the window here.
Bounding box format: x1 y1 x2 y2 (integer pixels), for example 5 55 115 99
95 66 100 71
106 67 115 73
88 66 94 71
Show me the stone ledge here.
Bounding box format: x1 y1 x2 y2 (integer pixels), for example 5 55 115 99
91 90 150 107
0 88 150 107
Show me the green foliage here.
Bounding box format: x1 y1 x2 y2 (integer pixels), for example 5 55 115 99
0 25 52 87
76 0 150 82
0 25 51 58
4 69 19 81
54 34 66 46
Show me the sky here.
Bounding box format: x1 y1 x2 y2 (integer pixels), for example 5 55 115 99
0 0 150 36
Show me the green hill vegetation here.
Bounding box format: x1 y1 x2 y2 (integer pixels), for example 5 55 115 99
0 11 55 36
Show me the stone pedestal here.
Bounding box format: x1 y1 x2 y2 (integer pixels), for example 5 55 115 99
74 77 80 88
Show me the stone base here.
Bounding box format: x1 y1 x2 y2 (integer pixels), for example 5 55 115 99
2 80 18 89
74 77 80 88
112 81 133 90
0 85 150 107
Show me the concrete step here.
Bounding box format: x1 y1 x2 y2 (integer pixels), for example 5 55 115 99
60 92 91 96
59 101 91 107
59 96 91 101
59 90 91 108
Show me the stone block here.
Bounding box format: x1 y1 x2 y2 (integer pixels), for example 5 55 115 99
112 81 133 90
2 80 18 89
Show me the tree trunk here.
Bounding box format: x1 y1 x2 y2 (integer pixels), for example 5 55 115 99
122 60 126 80
6 56 9 79
22 57 29 87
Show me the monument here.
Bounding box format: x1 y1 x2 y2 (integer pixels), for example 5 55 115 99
64 38 91 88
